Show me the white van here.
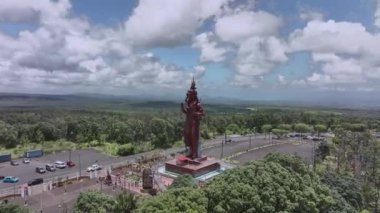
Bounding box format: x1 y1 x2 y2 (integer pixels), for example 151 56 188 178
54 161 66 169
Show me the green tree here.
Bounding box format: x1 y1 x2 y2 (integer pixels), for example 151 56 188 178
19 134 29 147
117 143 135 156
150 118 170 148
261 124 272 139
0 121 18 148
317 140 333 160
169 174 197 189
294 123 310 139
278 124 292 131
0 202 29 213
314 124 327 136
271 128 288 139
74 190 114 213
322 173 364 210
204 153 345 213
114 191 138 213
34 129 45 143
226 123 240 134
137 188 208 213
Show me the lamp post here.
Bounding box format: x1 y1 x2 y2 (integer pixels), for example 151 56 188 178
313 138 316 171
78 153 81 178
249 134 252 149
40 186 43 213
221 132 226 158
13 182 16 199
269 132 272 144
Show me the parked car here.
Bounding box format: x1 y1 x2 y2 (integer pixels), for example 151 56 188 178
66 161 75 167
87 164 102 172
10 160 19 166
3 176 19 183
45 164 56 172
36 167 46 174
0 176 4 180
54 161 66 169
27 178 43 186
23 158 31 164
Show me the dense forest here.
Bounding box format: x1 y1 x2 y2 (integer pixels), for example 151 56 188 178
1 97 380 156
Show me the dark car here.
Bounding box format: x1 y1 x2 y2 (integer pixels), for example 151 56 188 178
36 167 46 174
27 178 43 186
10 160 19 166
66 161 75 167
0 176 4 180
45 164 56 172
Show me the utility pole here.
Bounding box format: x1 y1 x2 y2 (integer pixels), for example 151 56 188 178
40 191 42 213
313 138 316 171
249 134 252 149
100 177 103 192
78 153 81 177
13 182 16 199
269 132 272 144
221 132 226 158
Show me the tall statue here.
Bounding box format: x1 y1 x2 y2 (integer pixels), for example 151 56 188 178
181 78 204 159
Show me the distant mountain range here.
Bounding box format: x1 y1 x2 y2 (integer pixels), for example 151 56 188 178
0 92 379 110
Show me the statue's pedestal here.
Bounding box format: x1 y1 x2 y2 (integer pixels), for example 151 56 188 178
165 155 220 178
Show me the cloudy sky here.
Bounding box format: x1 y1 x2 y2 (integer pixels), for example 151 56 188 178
0 0 380 103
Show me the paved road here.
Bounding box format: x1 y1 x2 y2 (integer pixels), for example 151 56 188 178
0 134 267 191
202 135 271 158
0 135 231 191
231 141 315 164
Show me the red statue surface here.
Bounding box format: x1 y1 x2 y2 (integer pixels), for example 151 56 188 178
163 78 220 178
181 78 204 159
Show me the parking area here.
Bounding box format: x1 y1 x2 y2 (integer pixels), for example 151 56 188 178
231 141 315 164
202 136 286 159
0 149 117 190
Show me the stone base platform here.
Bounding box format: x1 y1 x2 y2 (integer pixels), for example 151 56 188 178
165 155 220 178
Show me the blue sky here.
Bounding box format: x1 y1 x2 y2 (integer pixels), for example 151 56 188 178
0 0 380 104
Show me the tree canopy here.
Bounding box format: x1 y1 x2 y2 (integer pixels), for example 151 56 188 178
137 188 208 213
74 190 114 213
168 174 197 189
137 153 355 213
0 202 29 213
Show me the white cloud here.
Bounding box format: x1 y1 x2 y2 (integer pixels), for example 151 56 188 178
299 11 323 21
192 32 227 63
375 0 380 28
2 0 380 95
0 0 71 23
289 20 372 54
124 0 228 47
0 0 203 94
277 75 288 85
215 10 282 44
212 9 286 87
288 19 380 90
233 36 287 86
193 65 207 79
